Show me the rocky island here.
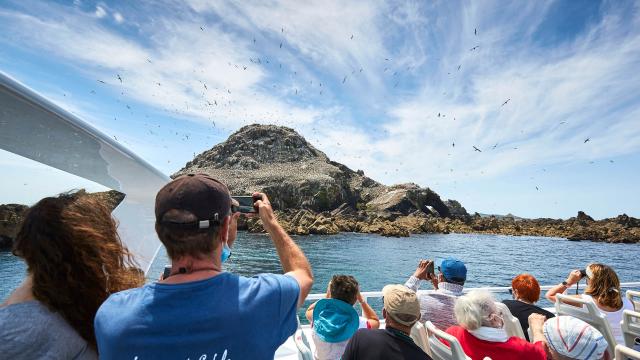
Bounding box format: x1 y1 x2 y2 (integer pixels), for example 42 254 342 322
175 124 640 243
1 124 638 251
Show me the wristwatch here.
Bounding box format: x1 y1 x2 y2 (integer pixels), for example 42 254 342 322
561 281 568 286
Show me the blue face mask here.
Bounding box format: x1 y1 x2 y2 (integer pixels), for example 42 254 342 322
221 243 231 263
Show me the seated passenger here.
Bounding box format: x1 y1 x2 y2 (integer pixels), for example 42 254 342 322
94 174 313 360
342 285 432 360
446 290 547 360
0 192 144 359
305 275 380 360
503 273 554 340
405 258 467 330
546 263 634 344
543 316 608 360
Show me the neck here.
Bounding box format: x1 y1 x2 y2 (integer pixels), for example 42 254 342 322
2 274 36 306
386 322 412 335
516 298 532 304
162 254 222 284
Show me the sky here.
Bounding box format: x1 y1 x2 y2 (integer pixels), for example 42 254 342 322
1 0 639 219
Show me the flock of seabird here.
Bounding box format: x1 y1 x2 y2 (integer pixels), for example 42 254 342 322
86 24 604 190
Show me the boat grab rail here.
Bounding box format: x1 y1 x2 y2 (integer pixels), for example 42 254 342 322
303 282 640 302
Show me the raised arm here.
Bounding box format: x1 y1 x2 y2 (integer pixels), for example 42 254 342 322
545 270 582 304
528 313 547 344
405 260 433 291
357 291 380 329
255 193 313 307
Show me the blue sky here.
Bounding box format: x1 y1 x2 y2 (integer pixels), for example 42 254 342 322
1 0 639 219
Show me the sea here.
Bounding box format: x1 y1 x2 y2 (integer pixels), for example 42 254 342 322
2 232 639 320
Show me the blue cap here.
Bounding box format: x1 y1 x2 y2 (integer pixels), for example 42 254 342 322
312 299 359 343
438 257 467 283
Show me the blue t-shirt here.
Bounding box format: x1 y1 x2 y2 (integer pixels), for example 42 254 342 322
94 272 299 360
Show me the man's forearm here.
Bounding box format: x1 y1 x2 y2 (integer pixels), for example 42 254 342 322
360 301 379 321
405 275 421 291
264 218 312 277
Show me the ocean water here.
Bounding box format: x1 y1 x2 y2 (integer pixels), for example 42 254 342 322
2 233 639 315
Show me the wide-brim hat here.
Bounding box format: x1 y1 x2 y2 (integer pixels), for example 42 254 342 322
312 298 359 343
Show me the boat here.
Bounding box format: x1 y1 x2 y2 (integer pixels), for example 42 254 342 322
2 72 639 359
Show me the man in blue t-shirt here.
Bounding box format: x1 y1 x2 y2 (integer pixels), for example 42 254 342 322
94 174 313 360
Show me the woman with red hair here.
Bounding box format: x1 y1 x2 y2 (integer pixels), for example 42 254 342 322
503 274 554 341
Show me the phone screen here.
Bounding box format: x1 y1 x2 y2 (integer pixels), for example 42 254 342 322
163 265 172 280
232 195 256 213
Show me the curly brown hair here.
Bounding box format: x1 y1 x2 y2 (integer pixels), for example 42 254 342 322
585 263 623 309
330 275 359 305
12 191 144 348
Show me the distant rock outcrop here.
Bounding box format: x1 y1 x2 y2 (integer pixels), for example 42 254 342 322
0 190 124 251
0 204 28 250
176 124 452 216
3 125 638 244
172 124 639 243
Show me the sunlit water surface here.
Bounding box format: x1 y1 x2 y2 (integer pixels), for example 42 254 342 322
2 233 638 321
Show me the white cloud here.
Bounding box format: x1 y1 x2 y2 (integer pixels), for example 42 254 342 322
94 5 106 18
0 3 335 129
291 0 640 188
1 0 639 201
113 12 123 24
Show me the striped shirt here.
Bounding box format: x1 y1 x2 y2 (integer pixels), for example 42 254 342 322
404 276 464 331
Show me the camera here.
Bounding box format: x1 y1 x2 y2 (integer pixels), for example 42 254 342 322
231 195 258 213
579 269 588 278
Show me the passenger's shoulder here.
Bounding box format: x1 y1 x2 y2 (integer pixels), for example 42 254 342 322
353 328 383 338
243 273 299 289
445 324 464 336
98 285 148 311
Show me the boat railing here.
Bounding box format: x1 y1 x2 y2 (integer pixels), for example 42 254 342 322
303 282 640 303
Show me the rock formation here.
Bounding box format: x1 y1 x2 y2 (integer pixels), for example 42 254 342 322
0 190 124 250
0 204 28 250
176 124 452 216
2 125 638 245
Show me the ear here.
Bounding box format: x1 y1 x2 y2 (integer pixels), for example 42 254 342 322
219 216 230 243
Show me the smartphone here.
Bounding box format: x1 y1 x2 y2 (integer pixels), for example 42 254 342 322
426 261 435 275
232 195 257 213
163 265 172 280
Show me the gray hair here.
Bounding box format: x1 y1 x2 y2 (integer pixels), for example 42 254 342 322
454 290 498 330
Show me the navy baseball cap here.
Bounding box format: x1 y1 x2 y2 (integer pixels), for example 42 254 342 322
155 173 231 230
437 258 467 282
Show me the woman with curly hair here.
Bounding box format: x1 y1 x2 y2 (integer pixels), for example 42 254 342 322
546 263 634 345
0 191 144 359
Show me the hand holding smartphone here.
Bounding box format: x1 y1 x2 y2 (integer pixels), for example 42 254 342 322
231 195 258 213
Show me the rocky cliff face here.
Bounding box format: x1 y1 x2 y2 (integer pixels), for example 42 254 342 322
176 124 454 216
3 125 637 244
0 204 29 250
0 190 124 250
